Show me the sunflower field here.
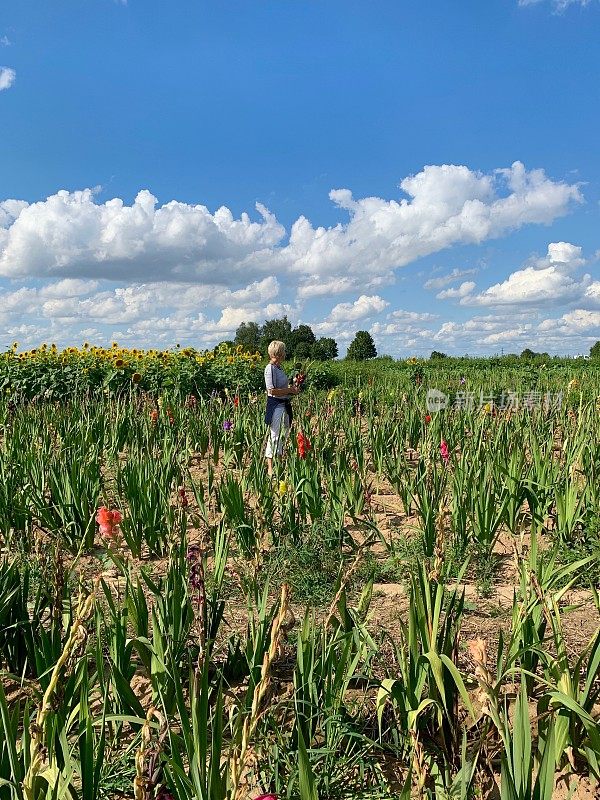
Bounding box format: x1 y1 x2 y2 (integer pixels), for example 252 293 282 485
0 343 266 400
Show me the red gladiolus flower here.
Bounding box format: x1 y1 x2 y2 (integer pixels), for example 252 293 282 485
233 395 239 407
178 486 189 508
150 409 159 424
296 430 311 459
167 407 175 425
425 414 431 424
96 506 122 540
255 795 277 800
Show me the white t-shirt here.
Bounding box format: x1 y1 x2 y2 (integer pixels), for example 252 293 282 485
264 363 290 398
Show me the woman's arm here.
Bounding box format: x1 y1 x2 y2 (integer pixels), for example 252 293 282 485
265 363 298 397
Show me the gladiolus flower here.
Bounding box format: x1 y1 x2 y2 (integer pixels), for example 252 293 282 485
440 440 450 464
255 795 277 800
296 431 311 458
233 395 239 407
223 419 233 431
424 414 431 424
150 409 158 424
96 506 122 540
177 486 189 507
278 480 287 497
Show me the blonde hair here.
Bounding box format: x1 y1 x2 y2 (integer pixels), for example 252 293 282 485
268 340 286 360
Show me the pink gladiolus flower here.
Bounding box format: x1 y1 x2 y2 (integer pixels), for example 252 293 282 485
440 440 450 464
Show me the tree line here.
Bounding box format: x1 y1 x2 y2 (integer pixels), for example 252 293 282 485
232 316 379 361
229 316 600 362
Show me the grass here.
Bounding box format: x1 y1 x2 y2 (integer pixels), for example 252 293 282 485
265 520 348 607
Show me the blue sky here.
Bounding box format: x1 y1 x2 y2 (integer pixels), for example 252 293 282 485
1 0 599 355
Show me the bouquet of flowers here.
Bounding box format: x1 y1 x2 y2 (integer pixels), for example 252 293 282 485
291 361 310 391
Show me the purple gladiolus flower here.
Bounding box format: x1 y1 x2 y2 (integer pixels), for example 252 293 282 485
223 419 233 431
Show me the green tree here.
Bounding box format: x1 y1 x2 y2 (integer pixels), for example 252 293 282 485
294 341 312 359
234 321 262 354
520 348 537 359
290 324 316 356
591 341 600 359
430 350 447 360
346 331 377 361
311 337 338 361
261 316 293 355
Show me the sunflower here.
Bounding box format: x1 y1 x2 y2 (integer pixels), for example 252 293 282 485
132 372 142 384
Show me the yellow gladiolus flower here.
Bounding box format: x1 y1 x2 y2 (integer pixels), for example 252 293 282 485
278 480 288 497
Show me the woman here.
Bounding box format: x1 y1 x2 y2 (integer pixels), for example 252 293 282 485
264 340 298 476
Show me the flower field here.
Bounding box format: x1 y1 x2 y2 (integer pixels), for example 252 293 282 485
1 355 600 799
0 343 266 400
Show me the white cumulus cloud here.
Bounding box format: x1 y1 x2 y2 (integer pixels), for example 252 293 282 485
311 295 388 338
0 162 582 290
519 0 594 11
436 281 476 300
424 267 478 290
327 295 388 324
538 308 600 334
464 242 591 306
0 189 286 282
0 66 16 91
